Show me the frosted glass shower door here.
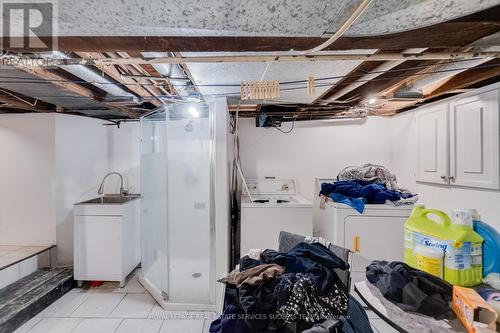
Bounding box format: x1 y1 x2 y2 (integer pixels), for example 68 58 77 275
140 111 169 301
166 103 214 305
141 103 215 307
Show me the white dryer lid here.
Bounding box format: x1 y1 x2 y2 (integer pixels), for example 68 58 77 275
246 178 297 195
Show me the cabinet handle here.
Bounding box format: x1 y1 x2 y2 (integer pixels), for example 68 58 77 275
449 176 455 182
440 175 447 181
353 236 360 252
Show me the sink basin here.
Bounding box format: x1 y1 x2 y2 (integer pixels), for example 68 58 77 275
76 195 140 205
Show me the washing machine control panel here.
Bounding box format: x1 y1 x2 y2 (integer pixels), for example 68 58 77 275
246 178 297 195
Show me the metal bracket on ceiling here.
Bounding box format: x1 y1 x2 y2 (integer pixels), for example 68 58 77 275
102 119 121 128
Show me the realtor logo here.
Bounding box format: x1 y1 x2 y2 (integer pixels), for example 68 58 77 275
1 0 57 51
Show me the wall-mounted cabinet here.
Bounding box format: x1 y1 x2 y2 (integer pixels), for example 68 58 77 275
417 85 499 189
417 103 449 184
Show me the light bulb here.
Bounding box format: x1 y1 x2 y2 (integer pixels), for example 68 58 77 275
188 106 199 118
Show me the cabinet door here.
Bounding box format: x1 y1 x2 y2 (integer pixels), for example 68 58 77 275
450 89 499 189
74 215 122 280
417 103 449 184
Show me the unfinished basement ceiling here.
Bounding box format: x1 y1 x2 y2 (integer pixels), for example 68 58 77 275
1 1 499 120
0 65 131 118
183 50 378 103
58 0 500 37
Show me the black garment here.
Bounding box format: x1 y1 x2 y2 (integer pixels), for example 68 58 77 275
301 319 339 333
300 296 374 333
366 261 454 320
209 284 294 333
238 277 285 330
241 242 349 295
235 243 349 331
340 296 374 333
277 274 348 324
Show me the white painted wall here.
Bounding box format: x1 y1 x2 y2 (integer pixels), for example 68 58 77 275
2 102 497 268
107 122 141 194
0 113 108 265
237 117 394 202
0 114 56 246
54 115 108 265
390 111 500 231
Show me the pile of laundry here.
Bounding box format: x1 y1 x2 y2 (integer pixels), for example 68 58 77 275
366 261 455 320
210 242 359 333
319 164 418 213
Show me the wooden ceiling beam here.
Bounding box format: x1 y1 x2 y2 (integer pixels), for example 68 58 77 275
0 89 55 112
75 52 163 107
314 60 386 102
4 6 499 53
112 52 169 104
16 66 140 118
369 60 500 115
333 60 440 103
313 49 408 103
425 59 500 98
20 66 97 99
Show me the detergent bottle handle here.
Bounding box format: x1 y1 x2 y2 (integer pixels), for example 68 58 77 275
420 209 451 227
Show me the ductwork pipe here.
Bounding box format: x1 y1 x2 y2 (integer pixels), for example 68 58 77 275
43 52 138 102
141 52 197 99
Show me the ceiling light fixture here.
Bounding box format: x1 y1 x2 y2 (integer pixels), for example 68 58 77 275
188 106 199 118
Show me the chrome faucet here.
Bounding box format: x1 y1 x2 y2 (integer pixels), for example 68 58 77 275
97 172 128 196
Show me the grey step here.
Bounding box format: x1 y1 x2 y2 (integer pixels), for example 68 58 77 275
0 268 74 333
0 269 57 306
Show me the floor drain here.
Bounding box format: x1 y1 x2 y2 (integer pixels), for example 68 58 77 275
192 273 202 278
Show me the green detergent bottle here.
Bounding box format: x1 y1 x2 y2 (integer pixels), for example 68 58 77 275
404 205 483 286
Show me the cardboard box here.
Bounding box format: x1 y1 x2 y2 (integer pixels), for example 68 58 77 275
452 286 497 333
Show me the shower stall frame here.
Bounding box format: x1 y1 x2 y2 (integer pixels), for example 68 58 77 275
138 98 229 312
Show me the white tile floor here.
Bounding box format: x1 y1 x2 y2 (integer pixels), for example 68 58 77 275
14 271 215 333
14 270 397 333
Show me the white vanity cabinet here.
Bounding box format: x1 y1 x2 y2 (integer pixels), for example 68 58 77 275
74 196 141 286
417 84 500 189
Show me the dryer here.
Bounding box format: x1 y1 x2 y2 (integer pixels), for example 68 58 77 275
240 178 313 255
313 178 413 286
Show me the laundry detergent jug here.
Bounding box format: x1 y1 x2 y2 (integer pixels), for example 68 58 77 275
404 205 483 286
470 209 500 276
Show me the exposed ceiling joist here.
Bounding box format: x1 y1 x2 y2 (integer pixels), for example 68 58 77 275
314 60 385 103
126 51 180 98
74 52 163 107
20 67 97 99
4 6 498 53
16 66 140 118
365 59 500 115
112 52 171 104
425 59 500 99
0 88 55 112
313 49 411 103
16 51 499 66
330 60 443 107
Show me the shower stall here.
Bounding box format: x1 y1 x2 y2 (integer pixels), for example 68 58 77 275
139 98 229 311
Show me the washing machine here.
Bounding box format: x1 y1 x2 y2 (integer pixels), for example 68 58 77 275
240 178 313 255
